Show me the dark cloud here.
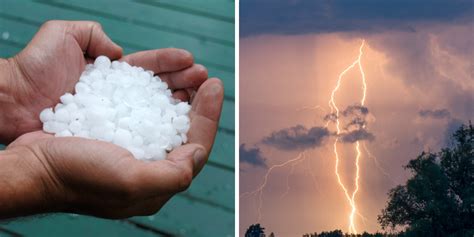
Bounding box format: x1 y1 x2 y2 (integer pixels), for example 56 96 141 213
324 113 337 122
240 143 267 168
345 117 367 131
340 129 375 143
419 109 451 119
342 105 370 130
368 28 473 122
241 0 473 37
342 105 369 117
262 125 330 150
324 105 369 123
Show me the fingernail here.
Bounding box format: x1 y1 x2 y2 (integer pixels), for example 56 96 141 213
210 81 223 95
193 147 207 170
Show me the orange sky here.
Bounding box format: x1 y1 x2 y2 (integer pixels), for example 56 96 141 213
239 23 473 236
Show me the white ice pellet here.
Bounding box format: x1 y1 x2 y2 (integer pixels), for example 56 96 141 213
113 128 132 147
52 121 68 132
69 121 82 134
60 93 74 105
176 102 191 116
94 55 111 69
65 103 79 112
75 130 89 138
75 82 90 94
39 108 54 123
39 55 192 160
55 108 70 123
172 116 189 133
132 135 144 147
56 130 73 137
43 121 54 133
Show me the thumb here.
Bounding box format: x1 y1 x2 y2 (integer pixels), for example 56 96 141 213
67 21 122 59
166 143 207 178
6 131 53 149
129 143 206 197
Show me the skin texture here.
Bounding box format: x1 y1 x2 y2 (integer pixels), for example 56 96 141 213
0 20 224 219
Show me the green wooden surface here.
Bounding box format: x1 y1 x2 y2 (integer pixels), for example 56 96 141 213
0 0 235 236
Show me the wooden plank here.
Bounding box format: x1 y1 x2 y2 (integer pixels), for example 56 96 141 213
137 0 235 22
0 18 235 172
220 101 235 131
1 215 163 237
49 0 234 46
0 41 21 57
185 164 234 209
0 1 235 235
1 1 234 69
0 10 235 99
0 18 235 205
0 195 234 237
0 226 22 237
210 131 234 168
0 17 234 167
131 194 234 237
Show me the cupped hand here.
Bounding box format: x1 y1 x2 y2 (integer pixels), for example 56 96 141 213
0 20 224 219
1 20 208 143
4 78 223 219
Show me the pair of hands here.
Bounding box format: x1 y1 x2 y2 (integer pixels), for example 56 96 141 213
0 21 223 219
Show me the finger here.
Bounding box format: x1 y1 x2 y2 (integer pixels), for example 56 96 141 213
187 78 224 158
130 144 204 196
158 64 208 90
120 48 193 74
66 21 122 59
7 131 53 149
172 90 190 102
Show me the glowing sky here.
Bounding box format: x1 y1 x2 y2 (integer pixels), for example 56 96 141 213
239 2 473 235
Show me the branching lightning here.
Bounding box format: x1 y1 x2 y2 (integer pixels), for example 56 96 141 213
280 156 305 199
240 152 307 222
241 39 373 233
328 40 367 233
297 105 327 113
362 142 396 185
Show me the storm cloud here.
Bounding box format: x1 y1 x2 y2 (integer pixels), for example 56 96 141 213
342 105 369 117
241 0 473 37
340 129 375 143
262 125 330 150
240 144 267 168
419 109 451 119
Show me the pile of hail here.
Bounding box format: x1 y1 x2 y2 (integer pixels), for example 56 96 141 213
39 56 191 161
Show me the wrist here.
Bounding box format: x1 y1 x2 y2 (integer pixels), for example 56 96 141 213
0 145 63 218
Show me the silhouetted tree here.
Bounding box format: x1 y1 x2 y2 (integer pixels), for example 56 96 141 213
245 223 266 237
303 231 395 237
378 123 474 236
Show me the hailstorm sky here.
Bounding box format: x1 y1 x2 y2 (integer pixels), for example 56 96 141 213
239 1 473 236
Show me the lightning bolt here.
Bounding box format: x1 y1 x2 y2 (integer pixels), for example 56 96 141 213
280 160 297 199
241 40 372 232
305 155 322 194
297 105 327 113
362 142 396 184
328 39 367 233
240 152 307 222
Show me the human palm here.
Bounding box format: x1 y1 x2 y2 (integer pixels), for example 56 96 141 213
0 20 223 218
7 21 120 139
